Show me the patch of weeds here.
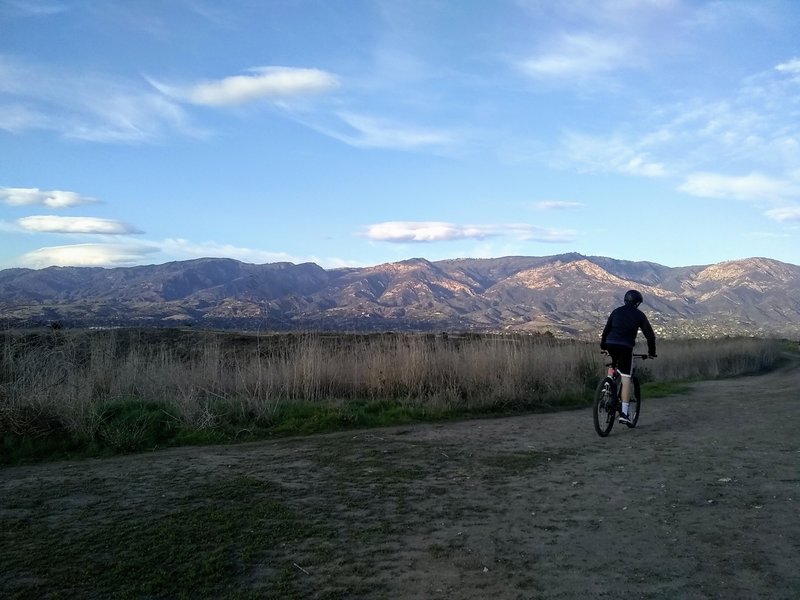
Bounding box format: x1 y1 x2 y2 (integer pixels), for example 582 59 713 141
551 391 595 410
269 398 448 436
1 429 88 465
170 426 231 446
641 381 693 398
0 476 333 599
91 398 180 454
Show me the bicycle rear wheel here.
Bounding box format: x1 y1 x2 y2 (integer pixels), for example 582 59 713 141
625 377 642 428
593 377 617 437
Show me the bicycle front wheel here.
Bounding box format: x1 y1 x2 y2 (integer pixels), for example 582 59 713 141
593 377 617 437
625 377 642 428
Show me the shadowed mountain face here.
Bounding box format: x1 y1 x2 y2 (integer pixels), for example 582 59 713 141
1 254 798 338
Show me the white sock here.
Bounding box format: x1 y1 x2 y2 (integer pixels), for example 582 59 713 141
622 402 630 415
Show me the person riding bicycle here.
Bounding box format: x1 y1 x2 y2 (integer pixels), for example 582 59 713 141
600 289 657 425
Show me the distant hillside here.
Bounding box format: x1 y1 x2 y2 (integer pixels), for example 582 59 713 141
1 254 799 338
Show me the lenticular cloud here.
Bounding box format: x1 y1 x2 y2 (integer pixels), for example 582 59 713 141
21 243 158 268
17 216 142 235
0 187 96 208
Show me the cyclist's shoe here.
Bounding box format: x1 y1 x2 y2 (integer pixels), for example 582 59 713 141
618 412 633 425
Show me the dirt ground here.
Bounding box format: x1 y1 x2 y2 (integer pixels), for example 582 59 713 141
2 356 799 599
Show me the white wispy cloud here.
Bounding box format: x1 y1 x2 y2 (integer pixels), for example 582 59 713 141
765 206 800 222
0 55 194 142
17 215 142 234
775 57 800 75
519 33 632 79
556 132 668 178
0 103 47 131
365 221 497 242
158 238 307 264
149 67 340 107
549 54 800 189
678 172 797 202
21 243 159 268
0 187 97 208
513 0 685 85
0 0 68 18
16 237 358 269
156 238 362 269
534 201 584 211
324 112 458 150
363 221 575 243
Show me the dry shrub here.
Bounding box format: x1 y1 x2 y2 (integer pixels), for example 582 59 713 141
0 328 785 437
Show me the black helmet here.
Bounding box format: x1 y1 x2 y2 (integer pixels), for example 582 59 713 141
624 289 643 306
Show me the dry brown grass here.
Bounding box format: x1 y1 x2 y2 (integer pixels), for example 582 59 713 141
0 328 785 439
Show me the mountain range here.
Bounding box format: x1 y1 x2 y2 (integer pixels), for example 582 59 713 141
1 253 799 338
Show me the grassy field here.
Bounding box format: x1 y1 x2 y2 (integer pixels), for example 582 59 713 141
0 328 787 465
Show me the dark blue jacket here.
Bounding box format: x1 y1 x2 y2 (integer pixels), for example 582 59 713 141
601 304 656 355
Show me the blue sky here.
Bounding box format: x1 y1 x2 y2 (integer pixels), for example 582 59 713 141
2 0 799 271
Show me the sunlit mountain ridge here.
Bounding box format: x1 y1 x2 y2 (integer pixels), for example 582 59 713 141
1 254 798 338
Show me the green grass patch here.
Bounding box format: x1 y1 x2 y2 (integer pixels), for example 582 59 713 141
0 476 329 600
640 380 694 398
268 398 430 435
92 398 181 452
1 429 86 465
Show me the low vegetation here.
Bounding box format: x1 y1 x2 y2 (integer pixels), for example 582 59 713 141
0 328 787 464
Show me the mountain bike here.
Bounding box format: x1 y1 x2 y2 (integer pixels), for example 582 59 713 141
593 352 651 437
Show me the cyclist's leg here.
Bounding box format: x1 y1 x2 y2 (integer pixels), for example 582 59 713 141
608 345 633 416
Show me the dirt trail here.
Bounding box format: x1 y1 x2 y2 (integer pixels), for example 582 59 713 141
2 357 799 599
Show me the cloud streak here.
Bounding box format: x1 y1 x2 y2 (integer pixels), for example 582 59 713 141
363 221 575 243
0 0 68 18
534 201 584 211
150 67 340 107
0 55 193 142
519 34 632 80
556 132 668 178
1 187 97 208
678 172 797 202
765 206 800 222
158 238 309 264
21 243 159 268
16 237 359 269
334 113 456 149
775 57 800 75
306 112 459 150
18 215 142 234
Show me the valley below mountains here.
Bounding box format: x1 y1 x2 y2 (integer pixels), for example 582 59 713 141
1 253 799 339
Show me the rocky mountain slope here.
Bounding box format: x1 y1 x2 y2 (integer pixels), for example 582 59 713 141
1 254 798 338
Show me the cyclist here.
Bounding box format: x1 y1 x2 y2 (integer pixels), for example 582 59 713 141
600 289 657 425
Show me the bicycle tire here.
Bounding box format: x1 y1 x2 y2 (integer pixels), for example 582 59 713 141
626 376 642 428
593 376 617 437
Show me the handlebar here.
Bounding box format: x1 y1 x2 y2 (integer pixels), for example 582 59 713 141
601 351 656 359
